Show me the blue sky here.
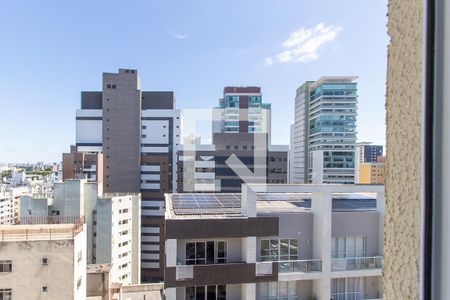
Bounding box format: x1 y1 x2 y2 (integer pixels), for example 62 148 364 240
0 0 388 163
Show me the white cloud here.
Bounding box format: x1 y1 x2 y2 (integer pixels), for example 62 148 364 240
172 33 189 39
265 23 342 65
264 57 274 66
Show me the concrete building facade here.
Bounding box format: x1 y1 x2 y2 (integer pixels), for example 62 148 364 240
68 69 181 281
0 220 87 300
355 143 383 183
384 0 423 298
359 162 385 185
62 146 103 186
164 184 384 300
20 179 141 285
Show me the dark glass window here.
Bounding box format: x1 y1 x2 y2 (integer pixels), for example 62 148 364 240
185 287 195 300
207 285 216 300
207 242 214 264
196 286 205 299
186 243 195 265
217 285 226 300
217 242 227 263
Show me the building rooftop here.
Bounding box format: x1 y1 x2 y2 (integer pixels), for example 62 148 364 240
87 264 111 274
310 76 358 89
0 222 84 241
166 192 377 219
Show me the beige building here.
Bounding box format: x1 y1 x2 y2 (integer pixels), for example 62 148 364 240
0 220 87 300
27 179 142 285
359 162 385 184
384 0 424 298
87 264 163 300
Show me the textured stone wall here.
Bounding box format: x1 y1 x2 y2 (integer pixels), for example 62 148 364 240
384 0 423 299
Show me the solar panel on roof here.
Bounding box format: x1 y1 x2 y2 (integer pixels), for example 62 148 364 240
171 193 242 215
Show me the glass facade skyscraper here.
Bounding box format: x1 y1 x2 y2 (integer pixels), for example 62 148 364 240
213 87 271 139
290 77 358 184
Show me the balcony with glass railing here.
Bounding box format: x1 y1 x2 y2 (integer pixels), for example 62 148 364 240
331 256 383 272
278 259 322 273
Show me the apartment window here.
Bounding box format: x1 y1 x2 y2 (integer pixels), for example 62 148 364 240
216 241 227 263
259 281 297 300
331 236 366 258
331 277 365 300
142 134 146 138
107 84 111 88
0 289 12 300
260 239 299 262
42 286 48 293
41 258 48 265
185 285 226 300
186 241 227 265
234 145 239 150
0 261 12 272
142 125 146 129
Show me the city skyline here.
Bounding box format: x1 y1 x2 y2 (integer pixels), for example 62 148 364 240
0 1 388 162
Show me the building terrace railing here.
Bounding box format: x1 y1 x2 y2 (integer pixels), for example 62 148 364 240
331 256 383 271
278 259 322 273
0 216 85 241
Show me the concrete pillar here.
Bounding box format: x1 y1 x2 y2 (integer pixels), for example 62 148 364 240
311 151 324 184
311 191 332 300
242 237 256 263
376 191 385 255
166 239 177 267
241 283 256 299
241 184 257 217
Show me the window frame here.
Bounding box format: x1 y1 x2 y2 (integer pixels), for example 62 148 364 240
258 281 298 300
260 239 299 262
422 0 449 299
185 285 226 300
0 260 12 273
185 241 228 265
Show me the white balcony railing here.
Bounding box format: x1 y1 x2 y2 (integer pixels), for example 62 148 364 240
331 256 383 271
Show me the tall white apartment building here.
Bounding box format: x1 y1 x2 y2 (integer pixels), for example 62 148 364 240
0 189 13 225
94 193 141 285
0 220 87 300
164 184 384 300
291 77 358 184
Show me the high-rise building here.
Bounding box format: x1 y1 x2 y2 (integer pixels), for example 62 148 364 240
62 145 103 184
177 87 287 193
213 86 271 139
291 77 358 184
66 69 181 282
355 142 384 182
356 142 384 163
